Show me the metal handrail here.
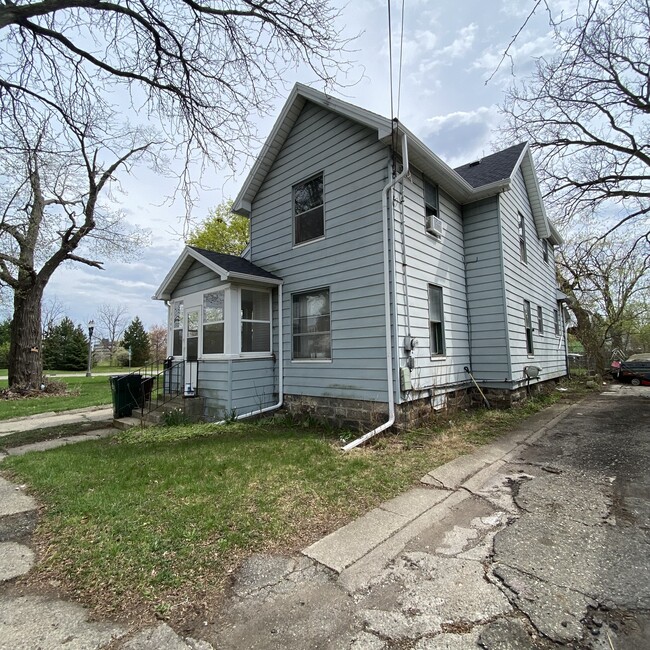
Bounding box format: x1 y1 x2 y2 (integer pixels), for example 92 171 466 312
117 359 186 417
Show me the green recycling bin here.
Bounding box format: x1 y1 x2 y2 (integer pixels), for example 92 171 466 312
109 374 143 418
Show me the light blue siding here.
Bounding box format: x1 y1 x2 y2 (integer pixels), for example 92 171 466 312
200 358 277 419
250 101 391 403
171 261 223 298
393 170 471 402
499 168 567 385
462 197 511 382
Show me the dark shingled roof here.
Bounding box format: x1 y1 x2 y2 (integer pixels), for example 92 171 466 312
454 142 527 188
189 246 281 281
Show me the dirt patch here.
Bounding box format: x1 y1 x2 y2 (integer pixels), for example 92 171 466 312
1 380 74 400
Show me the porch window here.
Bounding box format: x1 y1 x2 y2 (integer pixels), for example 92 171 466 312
292 288 330 359
171 302 183 356
187 308 199 361
241 289 271 353
428 284 445 356
524 300 534 354
294 173 324 245
203 290 225 354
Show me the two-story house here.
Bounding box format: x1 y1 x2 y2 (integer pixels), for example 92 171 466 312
154 83 567 444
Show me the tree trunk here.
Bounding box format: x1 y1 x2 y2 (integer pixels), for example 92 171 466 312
9 285 44 388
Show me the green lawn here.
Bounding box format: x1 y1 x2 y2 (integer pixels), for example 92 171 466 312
1 393 566 624
0 375 112 420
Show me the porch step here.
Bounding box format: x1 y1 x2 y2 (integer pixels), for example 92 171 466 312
113 417 148 431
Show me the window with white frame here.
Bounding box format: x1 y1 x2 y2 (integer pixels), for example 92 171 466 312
294 173 324 245
203 290 225 354
554 309 560 336
537 305 544 335
524 300 534 354
519 213 527 263
424 179 440 237
241 289 271 353
292 288 330 359
428 284 445 356
171 301 184 356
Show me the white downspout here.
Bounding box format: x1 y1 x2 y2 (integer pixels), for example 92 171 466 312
343 131 409 451
215 284 284 422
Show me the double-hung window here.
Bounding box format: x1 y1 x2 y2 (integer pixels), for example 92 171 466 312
294 173 324 245
554 309 560 336
519 213 527 263
241 289 271 353
203 290 225 354
424 179 441 236
524 300 534 354
542 239 549 263
537 306 544 335
428 284 445 356
292 288 331 359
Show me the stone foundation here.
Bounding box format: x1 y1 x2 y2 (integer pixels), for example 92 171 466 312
283 379 559 432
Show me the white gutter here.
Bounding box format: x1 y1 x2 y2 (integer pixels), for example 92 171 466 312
214 284 284 422
343 130 409 451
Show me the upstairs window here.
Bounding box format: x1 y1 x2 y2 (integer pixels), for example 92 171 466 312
424 179 442 237
524 300 534 354
542 239 549 263
292 288 331 359
519 213 527 263
428 284 446 356
554 309 560 336
294 173 324 245
241 289 271 353
203 290 225 354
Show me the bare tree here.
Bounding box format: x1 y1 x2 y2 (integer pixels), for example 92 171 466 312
558 230 650 371
148 324 167 365
501 0 650 234
0 106 152 387
0 0 351 202
96 303 129 363
41 296 66 337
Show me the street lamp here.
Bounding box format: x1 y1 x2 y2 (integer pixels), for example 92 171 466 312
86 319 95 377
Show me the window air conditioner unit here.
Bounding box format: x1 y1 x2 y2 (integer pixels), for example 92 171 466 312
426 215 443 237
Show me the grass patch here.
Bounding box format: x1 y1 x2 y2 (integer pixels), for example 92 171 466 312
0 375 112 420
0 390 571 625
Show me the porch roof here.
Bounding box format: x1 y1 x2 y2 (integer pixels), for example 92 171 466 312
153 246 282 301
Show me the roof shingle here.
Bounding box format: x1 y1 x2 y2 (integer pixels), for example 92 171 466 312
454 142 527 188
189 246 281 281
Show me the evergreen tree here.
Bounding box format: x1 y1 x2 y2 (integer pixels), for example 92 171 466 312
43 318 88 371
122 317 151 367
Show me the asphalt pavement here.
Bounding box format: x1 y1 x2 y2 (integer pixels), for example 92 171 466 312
1 383 648 649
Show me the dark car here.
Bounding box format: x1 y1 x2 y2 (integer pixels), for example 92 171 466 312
611 355 650 386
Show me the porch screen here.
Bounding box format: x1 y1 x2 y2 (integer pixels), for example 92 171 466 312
241 289 271 352
203 291 225 354
172 302 183 356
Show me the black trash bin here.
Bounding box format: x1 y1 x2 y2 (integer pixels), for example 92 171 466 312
109 374 143 418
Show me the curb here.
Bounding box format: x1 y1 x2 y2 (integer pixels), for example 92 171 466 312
303 401 577 580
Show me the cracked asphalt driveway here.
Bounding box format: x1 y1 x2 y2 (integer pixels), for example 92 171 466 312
204 385 650 649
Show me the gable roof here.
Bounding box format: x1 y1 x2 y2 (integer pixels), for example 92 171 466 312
153 246 282 301
454 143 527 188
232 83 562 245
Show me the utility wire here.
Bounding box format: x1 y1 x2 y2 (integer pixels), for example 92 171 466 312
387 0 394 120
396 0 405 120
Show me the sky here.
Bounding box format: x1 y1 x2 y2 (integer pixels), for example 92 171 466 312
43 0 564 335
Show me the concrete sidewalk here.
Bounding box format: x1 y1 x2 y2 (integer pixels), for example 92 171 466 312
0 405 114 438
